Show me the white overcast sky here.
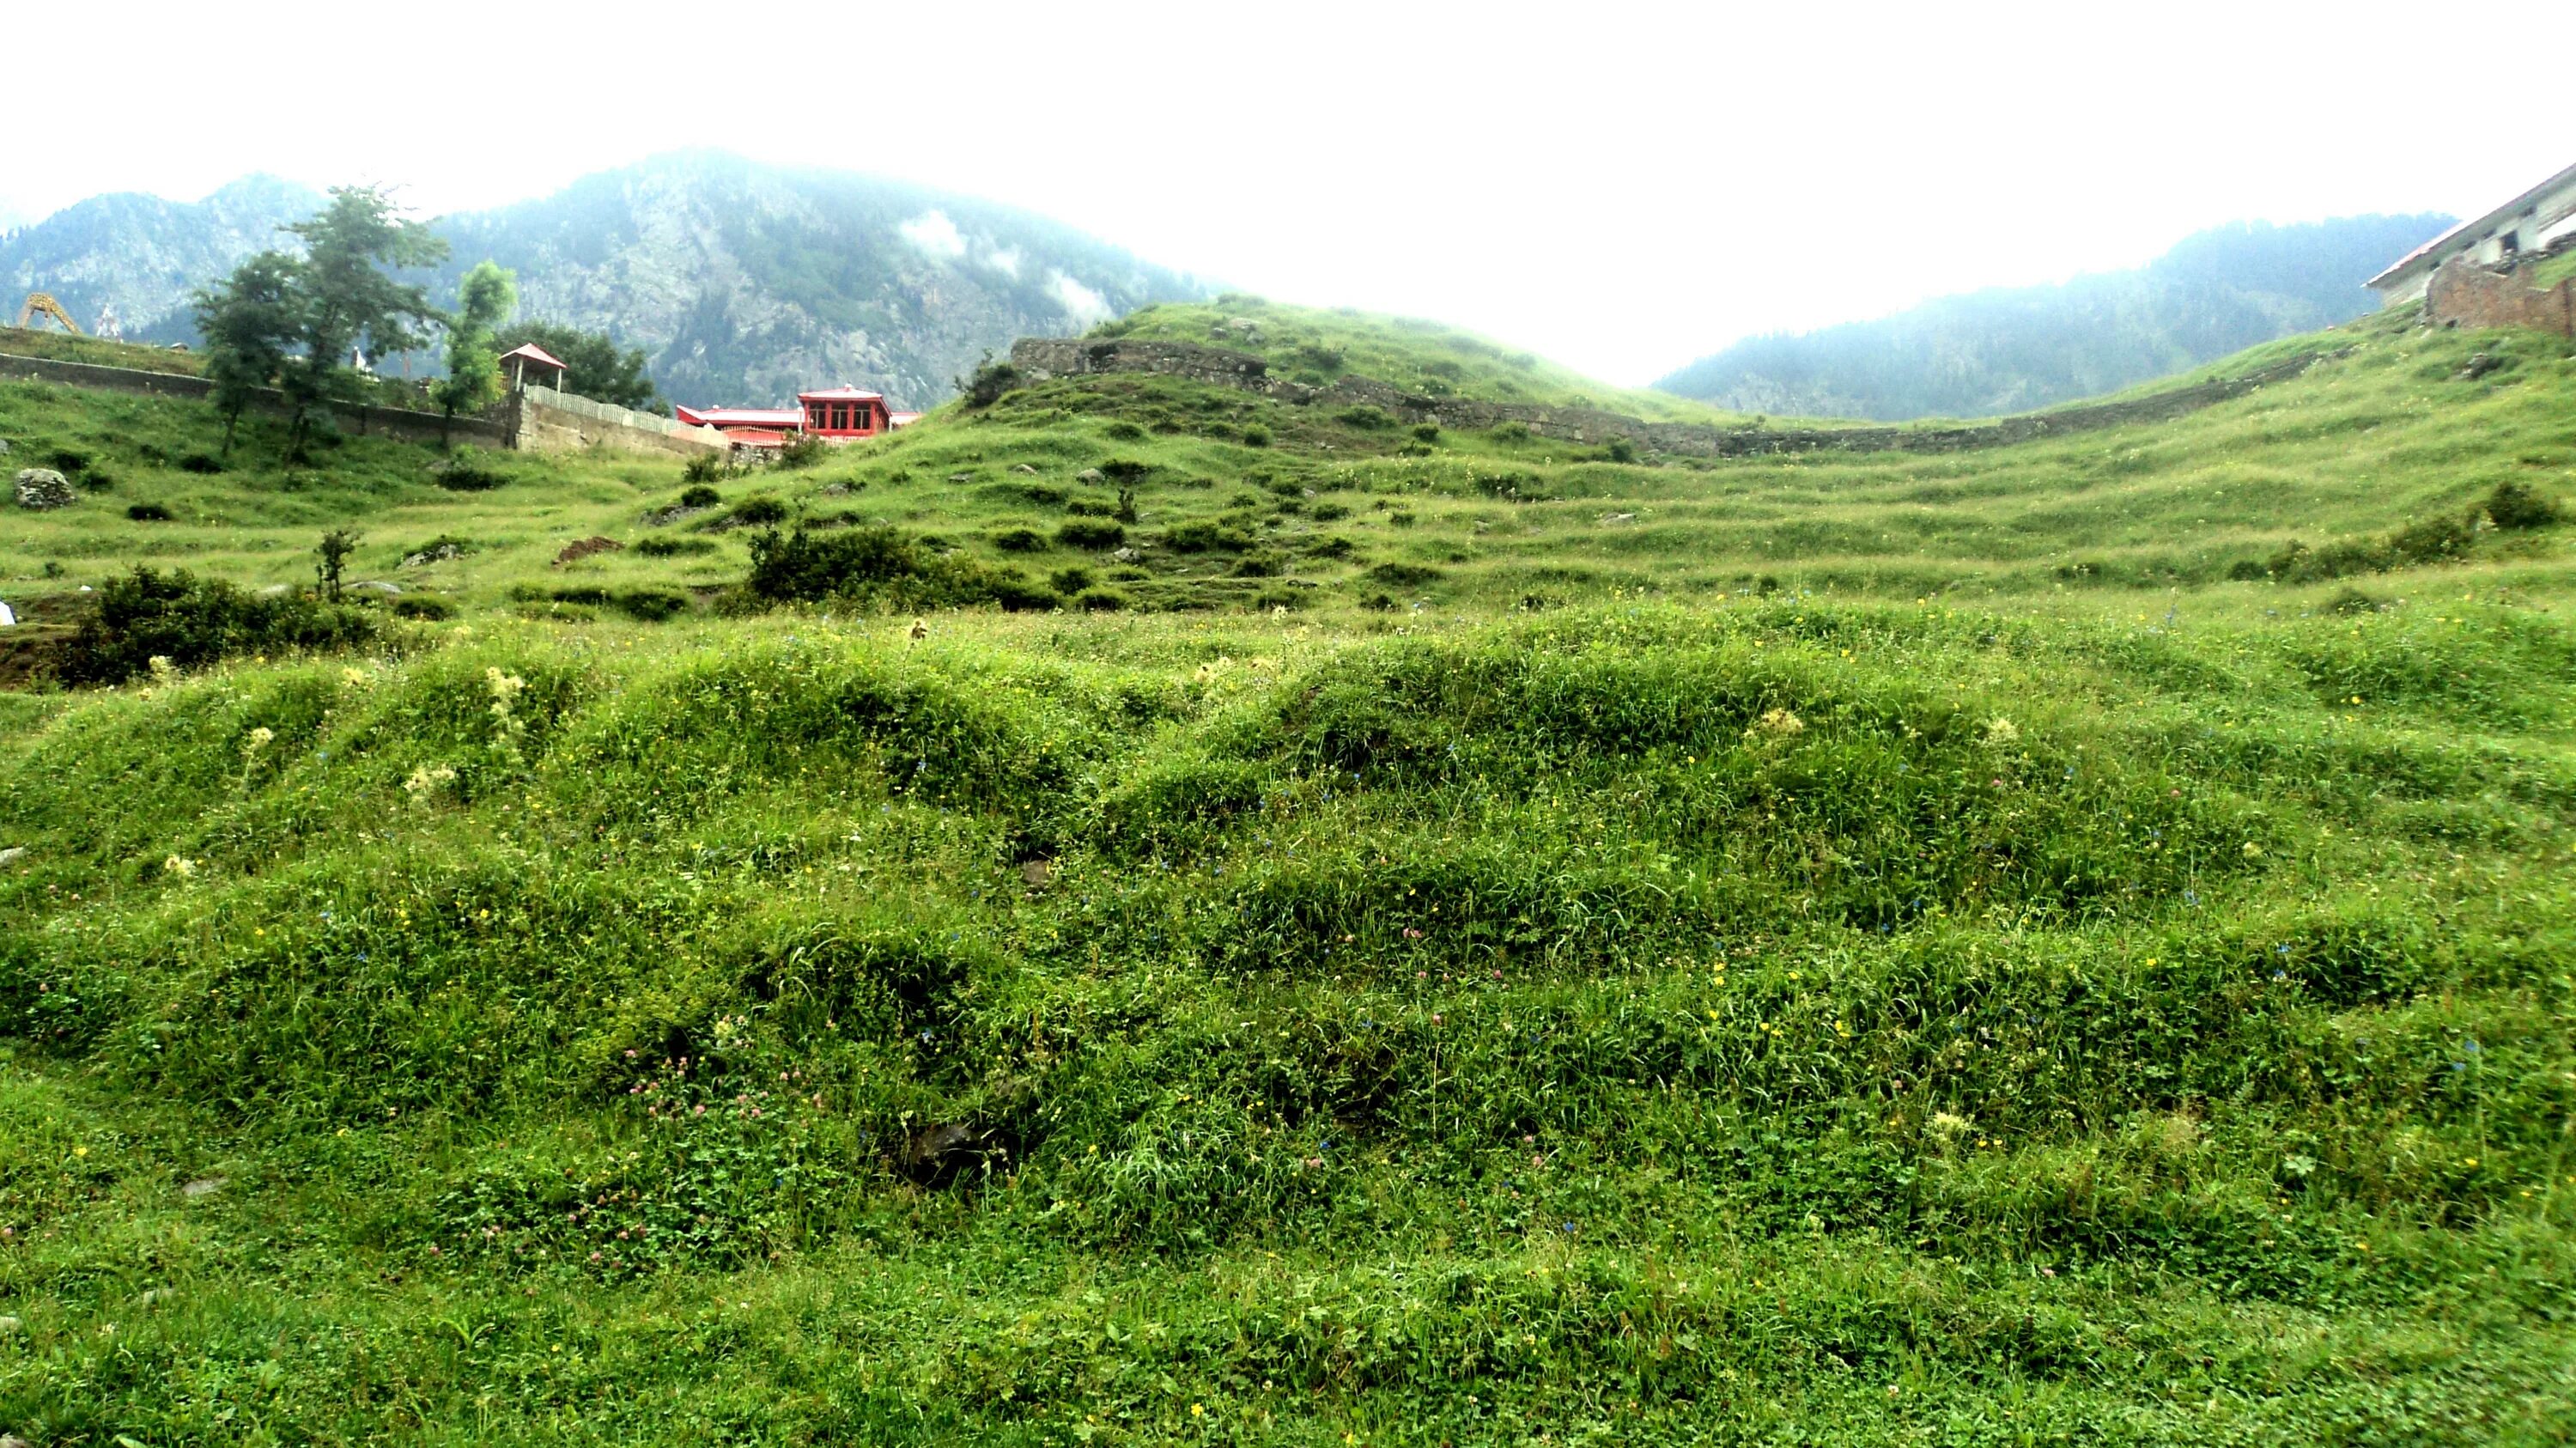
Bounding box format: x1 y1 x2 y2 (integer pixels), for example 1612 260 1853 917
13 1 2574 383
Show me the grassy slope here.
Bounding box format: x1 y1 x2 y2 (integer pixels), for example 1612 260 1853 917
2 313 2575 1444
0 325 206 377
1097 298 1749 423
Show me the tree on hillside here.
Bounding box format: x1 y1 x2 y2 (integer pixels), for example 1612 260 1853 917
191 252 300 456
434 261 518 446
490 320 660 411
274 186 448 460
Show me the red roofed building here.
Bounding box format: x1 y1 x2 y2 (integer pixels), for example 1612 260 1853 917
672 385 914 447
798 386 894 438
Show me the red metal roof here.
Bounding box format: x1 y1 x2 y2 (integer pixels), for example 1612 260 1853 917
674 405 804 429
499 342 568 371
796 385 884 402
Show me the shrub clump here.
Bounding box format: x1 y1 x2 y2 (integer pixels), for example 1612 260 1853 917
1056 520 1126 551
634 536 719 558
677 484 724 509
58 567 378 686
993 527 1048 553
2484 480 2562 530
746 526 1055 612
125 502 173 521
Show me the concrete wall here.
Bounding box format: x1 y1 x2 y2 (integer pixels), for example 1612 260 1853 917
1010 337 2334 460
513 385 728 457
2424 246 2576 338
0 351 511 447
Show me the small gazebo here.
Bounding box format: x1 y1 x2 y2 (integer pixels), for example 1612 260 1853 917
499 342 568 394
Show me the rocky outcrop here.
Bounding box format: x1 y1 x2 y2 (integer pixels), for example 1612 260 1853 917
13 469 73 509
1009 337 2338 459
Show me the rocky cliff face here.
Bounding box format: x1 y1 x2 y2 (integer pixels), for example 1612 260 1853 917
1 154 1205 410
0 174 324 341
427 154 1203 411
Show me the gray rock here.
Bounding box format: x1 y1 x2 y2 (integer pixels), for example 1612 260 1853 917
183 1176 225 1199
1111 547 1138 563
14 468 74 510
399 543 463 568
347 581 402 597
256 584 295 598
1076 468 1104 484
1012 464 1040 475
0 1315 19 1335
0 847 24 867
0 437 12 453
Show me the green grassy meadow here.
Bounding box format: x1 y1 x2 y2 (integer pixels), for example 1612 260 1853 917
2 302 2574 1444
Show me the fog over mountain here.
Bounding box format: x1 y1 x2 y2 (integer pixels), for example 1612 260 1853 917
1655 215 2456 421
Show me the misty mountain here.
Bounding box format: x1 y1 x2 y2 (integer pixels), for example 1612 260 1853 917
1654 215 2455 421
418 153 1205 410
0 174 325 341
0 153 1205 410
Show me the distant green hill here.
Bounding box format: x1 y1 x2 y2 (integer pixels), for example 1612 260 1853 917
1656 214 2454 420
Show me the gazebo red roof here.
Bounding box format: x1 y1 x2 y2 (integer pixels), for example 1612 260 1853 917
673 405 804 429
796 384 884 403
499 342 568 372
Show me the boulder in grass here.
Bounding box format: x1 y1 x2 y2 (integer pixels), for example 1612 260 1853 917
14 468 73 509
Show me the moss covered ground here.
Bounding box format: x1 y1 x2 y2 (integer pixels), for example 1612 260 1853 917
2 301 2574 1444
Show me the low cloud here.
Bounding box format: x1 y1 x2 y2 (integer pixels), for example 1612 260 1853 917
1048 271 1112 327
983 245 1024 280
898 210 968 260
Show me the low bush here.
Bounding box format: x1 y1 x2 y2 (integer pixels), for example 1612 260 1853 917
1072 587 1127 611
775 434 828 471
728 497 790 527
634 536 719 557
433 450 507 491
125 502 173 521
391 595 456 620
1240 424 1272 447
1056 520 1127 551
1161 520 1255 553
1066 498 1118 518
2485 479 2562 530
1101 459 1152 484
178 453 224 475
1049 566 1097 595
1368 562 1443 588
957 353 1020 408
613 587 692 622
1103 421 1148 442
993 527 1048 553
745 526 1054 612
56 567 378 685
1336 405 1395 430
678 484 724 508
681 453 726 486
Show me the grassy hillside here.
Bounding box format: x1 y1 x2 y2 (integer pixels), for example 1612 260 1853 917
3 309 2574 1443
1099 298 1745 423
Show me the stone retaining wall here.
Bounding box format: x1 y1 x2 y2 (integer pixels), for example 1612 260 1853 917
513 385 728 457
2424 246 2576 339
1010 338 2334 459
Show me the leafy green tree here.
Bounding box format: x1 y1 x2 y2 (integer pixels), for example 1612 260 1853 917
191 252 300 456
276 186 449 460
490 320 660 411
434 262 519 446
